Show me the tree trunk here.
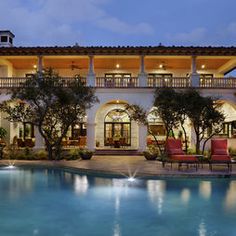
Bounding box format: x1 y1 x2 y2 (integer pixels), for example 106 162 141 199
45 142 54 160
195 135 200 154
181 123 188 153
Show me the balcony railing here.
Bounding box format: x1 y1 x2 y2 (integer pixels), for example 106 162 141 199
0 76 236 89
0 77 86 88
147 77 191 88
96 77 138 88
200 77 236 88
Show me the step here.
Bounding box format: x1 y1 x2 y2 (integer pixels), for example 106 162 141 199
95 149 141 156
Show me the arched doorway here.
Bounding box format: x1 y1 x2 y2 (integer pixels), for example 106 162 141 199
104 109 131 147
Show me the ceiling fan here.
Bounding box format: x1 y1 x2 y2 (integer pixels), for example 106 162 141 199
158 61 173 70
70 61 80 70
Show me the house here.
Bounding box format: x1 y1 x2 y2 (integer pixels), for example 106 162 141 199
0 30 236 152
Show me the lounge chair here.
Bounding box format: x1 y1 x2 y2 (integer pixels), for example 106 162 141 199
164 138 198 170
209 139 232 171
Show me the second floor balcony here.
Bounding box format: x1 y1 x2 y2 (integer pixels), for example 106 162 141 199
0 76 236 89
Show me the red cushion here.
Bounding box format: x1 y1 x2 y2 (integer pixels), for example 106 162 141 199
168 148 184 155
211 139 228 155
170 155 197 162
211 155 231 162
165 139 182 152
213 149 228 155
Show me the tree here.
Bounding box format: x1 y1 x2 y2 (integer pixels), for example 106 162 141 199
125 104 164 154
183 89 225 154
1 69 98 160
153 88 182 139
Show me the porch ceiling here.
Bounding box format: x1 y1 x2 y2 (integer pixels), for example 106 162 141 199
1 55 234 71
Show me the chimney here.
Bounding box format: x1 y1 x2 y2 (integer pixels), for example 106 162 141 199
0 30 15 47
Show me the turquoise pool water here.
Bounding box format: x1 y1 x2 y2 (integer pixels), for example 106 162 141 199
0 168 236 236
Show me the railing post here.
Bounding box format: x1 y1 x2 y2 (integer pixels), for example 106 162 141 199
87 55 96 86
138 55 147 87
190 56 200 87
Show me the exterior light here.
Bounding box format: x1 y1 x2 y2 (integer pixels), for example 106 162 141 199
33 65 37 69
159 64 163 68
116 64 120 68
116 100 119 103
201 65 205 69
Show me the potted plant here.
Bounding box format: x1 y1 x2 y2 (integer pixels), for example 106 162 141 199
79 149 94 160
143 144 159 160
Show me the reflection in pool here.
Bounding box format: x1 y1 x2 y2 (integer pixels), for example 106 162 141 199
0 168 235 236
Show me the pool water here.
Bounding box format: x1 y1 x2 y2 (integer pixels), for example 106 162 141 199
0 168 236 236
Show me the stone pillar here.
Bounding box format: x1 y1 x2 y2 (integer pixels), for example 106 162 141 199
138 124 147 152
87 55 95 86
87 123 96 151
138 55 147 87
190 56 200 87
34 127 44 149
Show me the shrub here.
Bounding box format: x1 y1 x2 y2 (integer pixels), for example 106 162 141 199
34 150 48 160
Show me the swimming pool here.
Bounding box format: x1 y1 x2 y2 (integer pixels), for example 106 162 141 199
0 167 235 236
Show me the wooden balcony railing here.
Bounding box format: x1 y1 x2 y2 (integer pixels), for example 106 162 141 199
96 77 138 88
200 77 236 88
147 77 191 88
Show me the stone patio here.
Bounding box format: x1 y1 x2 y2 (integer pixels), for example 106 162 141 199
0 155 236 178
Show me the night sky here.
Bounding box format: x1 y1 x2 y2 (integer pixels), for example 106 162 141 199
1 0 236 47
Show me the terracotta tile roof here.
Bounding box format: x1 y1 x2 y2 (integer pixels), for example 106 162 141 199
0 46 236 56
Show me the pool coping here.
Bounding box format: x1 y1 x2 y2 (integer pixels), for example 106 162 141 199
0 158 236 179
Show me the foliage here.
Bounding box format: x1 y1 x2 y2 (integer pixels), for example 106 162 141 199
153 88 182 139
0 127 7 140
182 89 225 154
0 69 98 160
229 147 236 157
125 104 164 154
62 149 81 160
127 88 225 155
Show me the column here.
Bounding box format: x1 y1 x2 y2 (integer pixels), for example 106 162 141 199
86 123 96 151
37 55 43 73
190 56 200 87
138 124 147 152
87 55 95 86
37 55 43 80
138 55 147 87
34 127 45 149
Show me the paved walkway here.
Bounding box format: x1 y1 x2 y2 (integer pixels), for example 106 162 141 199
1 155 236 178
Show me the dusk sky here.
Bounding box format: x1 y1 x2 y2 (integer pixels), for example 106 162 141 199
1 0 236 47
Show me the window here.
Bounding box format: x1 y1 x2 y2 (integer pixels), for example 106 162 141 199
1 36 8 42
148 73 172 78
9 37 12 44
104 73 132 87
148 124 166 136
68 123 87 140
200 74 213 79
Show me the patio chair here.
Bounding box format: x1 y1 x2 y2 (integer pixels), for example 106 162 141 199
209 139 232 171
164 138 198 170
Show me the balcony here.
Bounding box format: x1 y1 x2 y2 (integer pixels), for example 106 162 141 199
0 76 236 89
